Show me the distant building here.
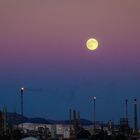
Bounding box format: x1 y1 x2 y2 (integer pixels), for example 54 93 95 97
18 123 71 139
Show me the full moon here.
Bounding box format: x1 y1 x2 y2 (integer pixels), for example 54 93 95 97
86 38 99 51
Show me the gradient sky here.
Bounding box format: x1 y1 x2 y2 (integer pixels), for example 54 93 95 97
0 0 140 125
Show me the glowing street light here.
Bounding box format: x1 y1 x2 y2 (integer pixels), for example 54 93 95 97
93 96 96 129
20 87 24 129
134 98 138 134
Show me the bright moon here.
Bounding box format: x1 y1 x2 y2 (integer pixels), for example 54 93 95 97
86 38 99 51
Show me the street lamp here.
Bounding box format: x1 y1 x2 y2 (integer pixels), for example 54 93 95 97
20 87 24 129
93 96 96 129
134 98 138 134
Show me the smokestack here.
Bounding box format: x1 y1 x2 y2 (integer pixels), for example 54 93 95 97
125 99 128 119
2 106 7 133
73 110 76 121
77 111 80 121
134 99 138 133
69 109 72 124
69 109 72 133
72 109 77 130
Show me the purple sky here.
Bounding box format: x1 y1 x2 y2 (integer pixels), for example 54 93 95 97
0 0 140 125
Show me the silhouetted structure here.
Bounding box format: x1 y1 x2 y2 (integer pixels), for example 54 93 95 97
119 118 129 135
134 98 138 134
20 87 24 129
93 96 96 129
2 106 8 133
125 99 128 119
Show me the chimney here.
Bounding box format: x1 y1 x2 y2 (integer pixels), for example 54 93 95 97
73 110 76 121
77 111 80 121
77 111 80 126
125 99 128 119
69 109 72 124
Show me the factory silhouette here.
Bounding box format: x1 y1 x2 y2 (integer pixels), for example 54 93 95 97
0 88 139 140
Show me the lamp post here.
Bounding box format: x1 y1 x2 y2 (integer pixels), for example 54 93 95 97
134 98 138 134
93 96 96 129
20 87 24 129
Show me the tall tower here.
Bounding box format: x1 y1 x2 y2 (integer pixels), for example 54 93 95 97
69 108 72 133
69 109 72 125
93 96 96 129
20 87 24 129
125 99 128 119
2 106 7 133
73 110 76 122
134 99 138 133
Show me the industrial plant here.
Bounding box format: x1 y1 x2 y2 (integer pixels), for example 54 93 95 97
0 96 140 140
